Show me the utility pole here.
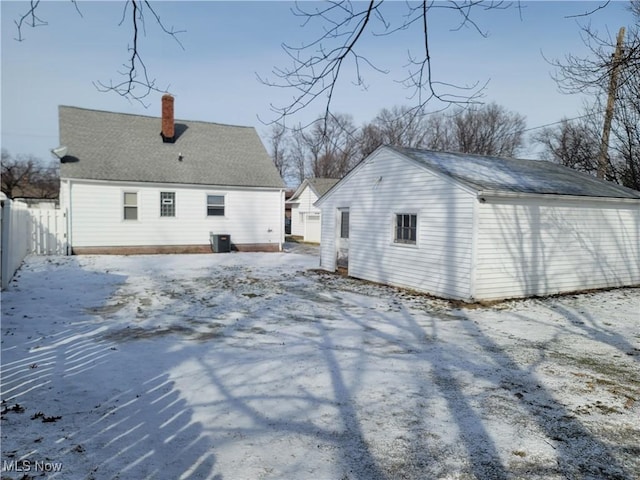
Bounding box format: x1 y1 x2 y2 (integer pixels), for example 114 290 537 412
598 26 625 179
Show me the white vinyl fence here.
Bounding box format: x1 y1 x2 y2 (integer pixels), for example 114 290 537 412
1 198 67 289
28 207 68 255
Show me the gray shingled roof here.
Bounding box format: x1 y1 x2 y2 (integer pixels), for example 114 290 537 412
288 177 340 202
59 106 284 188
392 146 640 199
308 178 340 197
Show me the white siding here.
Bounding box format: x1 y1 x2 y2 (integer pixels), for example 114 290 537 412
475 197 640 300
65 180 283 248
320 150 476 300
290 185 321 240
290 203 304 237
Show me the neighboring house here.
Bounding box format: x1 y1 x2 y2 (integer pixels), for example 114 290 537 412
287 178 339 243
316 146 640 302
58 95 285 254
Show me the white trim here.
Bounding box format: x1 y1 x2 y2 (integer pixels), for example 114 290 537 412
60 177 283 193
288 179 312 202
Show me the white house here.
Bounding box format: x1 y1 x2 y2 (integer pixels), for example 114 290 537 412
316 146 640 302
58 95 285 254
287 178 338 243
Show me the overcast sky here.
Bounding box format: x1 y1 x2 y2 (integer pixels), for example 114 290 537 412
1 1 633 163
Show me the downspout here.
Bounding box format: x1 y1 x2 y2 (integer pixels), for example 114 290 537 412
469 197 480 301
66 180 73 255
280 189 285 251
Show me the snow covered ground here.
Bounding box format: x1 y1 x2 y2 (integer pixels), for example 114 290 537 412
1 247 639 480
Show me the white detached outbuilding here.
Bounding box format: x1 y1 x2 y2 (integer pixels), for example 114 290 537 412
287 178 339 243
316 146 640 302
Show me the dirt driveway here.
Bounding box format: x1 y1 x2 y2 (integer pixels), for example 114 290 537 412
1 252 639 479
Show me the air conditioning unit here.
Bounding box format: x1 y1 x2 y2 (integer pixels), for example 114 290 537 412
210 233 231 253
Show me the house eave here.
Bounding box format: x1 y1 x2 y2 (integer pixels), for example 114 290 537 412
59 177 285 192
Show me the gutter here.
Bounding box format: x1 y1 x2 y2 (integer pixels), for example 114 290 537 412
477 190 640 205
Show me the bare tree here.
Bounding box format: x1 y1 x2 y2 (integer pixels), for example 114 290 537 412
268 123 289 180
356 103 525 159
447 103 526 156
1 149 33 199
548 0 640 189
534 117 601 175
613 73 640 189
275 113 360 183
274 102 527 186
14 1 185 105
357 105 430 157
307 113 360 178
549 2 639 95
1 150 59 199
288 125 311 184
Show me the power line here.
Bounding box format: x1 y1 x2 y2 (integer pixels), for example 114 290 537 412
521 110 604 135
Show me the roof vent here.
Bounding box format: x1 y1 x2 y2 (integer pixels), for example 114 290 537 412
161 94 175 143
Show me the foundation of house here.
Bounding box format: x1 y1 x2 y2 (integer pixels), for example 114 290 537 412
71 244 281 255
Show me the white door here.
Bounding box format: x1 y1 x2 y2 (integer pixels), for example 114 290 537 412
305 214 321 243
337 208 349 268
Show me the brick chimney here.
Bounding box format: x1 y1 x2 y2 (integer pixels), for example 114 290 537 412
161 94 175 143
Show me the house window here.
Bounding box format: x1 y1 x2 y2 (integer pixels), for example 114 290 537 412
207 194 225 216
340 211 349 239
123 192 138 220
160 192 175 217
395 214 417 244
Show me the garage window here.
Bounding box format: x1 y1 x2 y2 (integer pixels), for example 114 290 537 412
395 214 417 244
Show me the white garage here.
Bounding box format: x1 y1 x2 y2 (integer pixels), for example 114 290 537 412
288 178 339 243
316 146 640 302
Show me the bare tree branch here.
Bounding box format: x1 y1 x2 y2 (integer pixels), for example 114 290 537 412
261 1 520 129
13 0 185 106
564 1 611 19
14 0 47 41
259 0 383 128
71 0 83 18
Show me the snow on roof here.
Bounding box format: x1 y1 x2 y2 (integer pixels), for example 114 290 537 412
392 147 640 200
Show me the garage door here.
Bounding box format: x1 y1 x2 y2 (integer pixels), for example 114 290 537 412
305 214 321 243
